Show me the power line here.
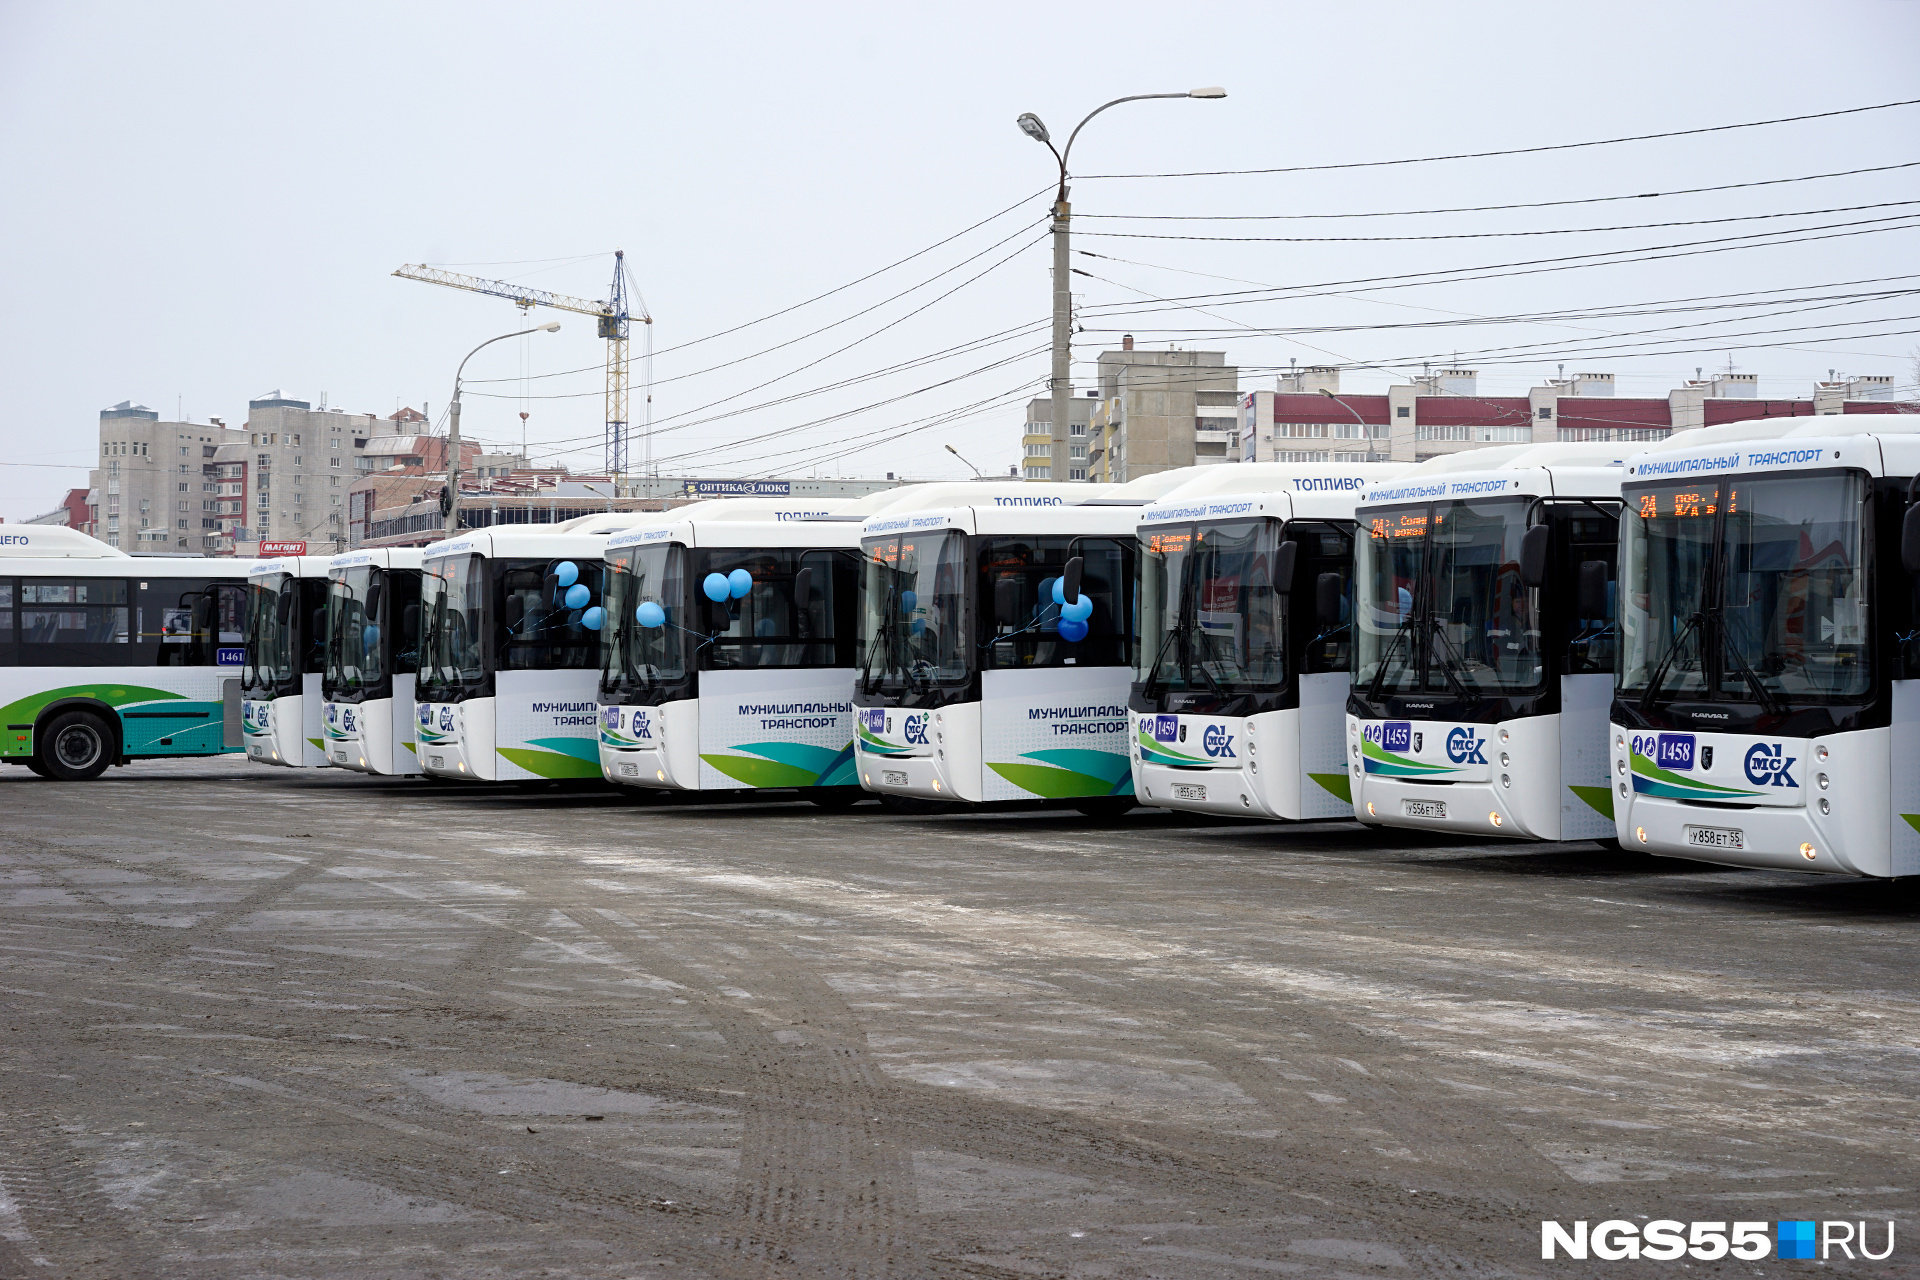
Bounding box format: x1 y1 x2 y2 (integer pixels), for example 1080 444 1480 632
1077 201 1920 243
1076 161 1920 220
1078 98 1920 179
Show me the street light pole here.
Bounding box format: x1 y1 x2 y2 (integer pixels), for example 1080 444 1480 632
444 322 560 537
1317 387 1379 460
1018 87 1224 484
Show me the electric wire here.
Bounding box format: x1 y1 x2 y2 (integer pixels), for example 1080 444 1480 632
1077 98 1920 179
1076 161 1920 220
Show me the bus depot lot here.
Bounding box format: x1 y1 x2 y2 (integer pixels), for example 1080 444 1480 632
2 761 1915 1280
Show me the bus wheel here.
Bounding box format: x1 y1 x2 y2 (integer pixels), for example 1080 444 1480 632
803 787 863 810
38 711 113 782
1070 797 1136 821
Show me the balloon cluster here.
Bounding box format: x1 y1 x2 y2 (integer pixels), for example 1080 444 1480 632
1042 577 1093 642
554 561 604 630
703 569 754 602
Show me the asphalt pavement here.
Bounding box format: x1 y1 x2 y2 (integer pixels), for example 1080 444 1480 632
1 755 1914 1279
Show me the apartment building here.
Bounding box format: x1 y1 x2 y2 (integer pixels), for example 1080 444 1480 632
87 402 246 553
1019 393 1097 481
224 393 378 555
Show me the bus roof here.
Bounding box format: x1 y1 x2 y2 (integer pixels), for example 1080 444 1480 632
1138 461 1407 525
1360 442 1630 506
329 547 425 572
0 525 128 559
1625 424 1920 484
246 555 336 579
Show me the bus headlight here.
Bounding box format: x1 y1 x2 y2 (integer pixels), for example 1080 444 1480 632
1635 826 1648 844
1801 842 1818 860
1366 801 1377 817
1488 811 1502 827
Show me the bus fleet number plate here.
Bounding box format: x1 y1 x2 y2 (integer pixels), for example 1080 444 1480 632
1686 825 1744 850
1402 798 1447 819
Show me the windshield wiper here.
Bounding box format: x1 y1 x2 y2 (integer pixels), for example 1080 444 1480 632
1366 610 1422 701
1638 611 1706 714
1719 627 1787 718
1424 618 1483 707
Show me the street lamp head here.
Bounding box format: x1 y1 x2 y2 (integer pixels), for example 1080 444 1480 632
944 444 960 456
537 321 561 333
1318 387 1336 397
1188 86 1228 99
1016 112 1051 144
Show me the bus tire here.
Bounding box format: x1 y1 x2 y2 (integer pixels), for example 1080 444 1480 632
24 756 50 777
803 787 863 810
37 710 114 782
1070 796 1136 820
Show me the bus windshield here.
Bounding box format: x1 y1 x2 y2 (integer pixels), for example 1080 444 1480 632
603 543 687 700
857 530 967 695
420 554 487 702
1139 520 1284 693
243 573 293 697
1621 471 1869 706
324 567 384 700
1355 497 1542 698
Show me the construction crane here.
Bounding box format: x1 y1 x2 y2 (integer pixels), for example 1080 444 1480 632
393 251 654 477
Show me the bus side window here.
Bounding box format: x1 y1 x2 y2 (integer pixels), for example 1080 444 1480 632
18 577 130 662
0 578 14 666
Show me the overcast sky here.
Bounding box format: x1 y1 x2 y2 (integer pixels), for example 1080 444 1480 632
2 0 1917 517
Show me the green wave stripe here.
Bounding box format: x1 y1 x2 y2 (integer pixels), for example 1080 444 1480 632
700 739 857 790
1568 784 1615 819
1309 772 1353 803
988 748 1133 800
1902 814 1920 835
1361 738 1456 777
1136 726 1208 765
856 723 915 756
0 682 186 729
498 745 600 779
1629 751 1757 800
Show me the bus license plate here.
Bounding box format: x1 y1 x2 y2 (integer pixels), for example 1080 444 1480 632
1402 798 1447 819
883 770 908 787
1172 783 1206 802
617 762 639 777
1687 825 1744 850
332 750 349 763
428 755 444 769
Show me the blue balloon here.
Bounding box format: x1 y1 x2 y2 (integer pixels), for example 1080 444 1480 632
581 606 604 631
727 568 753 599
900 588 917 615
703 572 730 602
1061 595 1093 623
362 623 380 650
636 600 666 628
564 583 590 609
1058 618 1089 643
554 561 579 587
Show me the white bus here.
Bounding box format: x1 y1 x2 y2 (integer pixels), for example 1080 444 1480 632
1129 463 1403 820
599 497 871 805
321 547 425 776
242 555 333 768
1611 422 1920 876
853 474 1200 816
416 515 655 782
0 525 247 781
1347 443 1630 841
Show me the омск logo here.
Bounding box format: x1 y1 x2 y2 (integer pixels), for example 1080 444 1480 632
1744 742 1798 787
1446 726 1486 764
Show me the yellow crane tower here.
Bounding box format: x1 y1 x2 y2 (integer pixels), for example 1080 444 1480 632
393 251 653 477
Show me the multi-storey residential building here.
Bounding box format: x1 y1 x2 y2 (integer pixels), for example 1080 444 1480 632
1081 338 1240 483
1019 392 1098 481
1244 368 1915 464
87 402 246 553
231 393 377 555
22 489 91 531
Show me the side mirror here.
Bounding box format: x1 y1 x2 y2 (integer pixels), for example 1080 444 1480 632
502 596 524 631
365 580 384 623
993 576 1019 624
1271 540 1299 594
1315 572 1344 629
275 591 295 626
401 603 420 643
1903 502 1920 576
792 566 813 607
1061 555 1084 604
709 600 733 631
1519 523 1551 589
1576 560 1611 620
